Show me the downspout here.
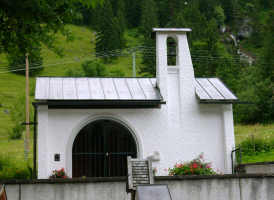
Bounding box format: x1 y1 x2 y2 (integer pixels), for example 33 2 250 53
32 103 38 179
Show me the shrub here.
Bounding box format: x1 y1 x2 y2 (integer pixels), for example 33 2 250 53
0 155 31 179
9 124 24 139
0 167 31 179
81 60 107 77
7 45 43 76
238 136 274 156
0 155 10 171
109 69 125 77
8 94 33 140
65 68 84 77
49 168 68 179
168 153 217 176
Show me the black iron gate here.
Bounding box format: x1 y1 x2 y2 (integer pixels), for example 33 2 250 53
72 120 137 177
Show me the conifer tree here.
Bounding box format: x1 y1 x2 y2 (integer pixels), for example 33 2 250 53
253 10 274 122
116 0 126 33
125 0 141 28
95 0 125 62
139 0 158 76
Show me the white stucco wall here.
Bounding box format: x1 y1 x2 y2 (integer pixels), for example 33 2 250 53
37 99 235 178
37 29 235 178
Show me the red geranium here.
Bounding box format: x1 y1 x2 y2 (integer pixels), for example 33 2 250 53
49 168 68 179
168 153 217 176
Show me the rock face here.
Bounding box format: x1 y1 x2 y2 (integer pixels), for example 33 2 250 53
237 18 253 39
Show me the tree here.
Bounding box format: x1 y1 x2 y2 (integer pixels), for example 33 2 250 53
139 0 158 76
125 0 141 28
95 0 125 62
7 44 43 76
220 0 238 25
0 0 102 74
214 5 226 27
253 11 274 123
82 60 107 77
171 2 207 43
116 0 127 33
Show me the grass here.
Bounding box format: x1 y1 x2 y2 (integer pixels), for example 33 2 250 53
241 151 274 163
0 25 145 174
235 124 274 164
234 124 274 145
0 25 273 176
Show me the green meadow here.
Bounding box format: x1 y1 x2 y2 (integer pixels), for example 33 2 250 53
0 25 273 177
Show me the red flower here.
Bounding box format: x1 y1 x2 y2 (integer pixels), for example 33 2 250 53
192 163 198 169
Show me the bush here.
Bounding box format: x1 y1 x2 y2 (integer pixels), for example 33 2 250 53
0 167 31 179
0 155 10 171
65 68 84 77
109 69 125 77
7 45 43 76
8 94 33 140
8 124 24 140
238 136 274 156
168 153 217 176
0 155 31 179
81 60 107 77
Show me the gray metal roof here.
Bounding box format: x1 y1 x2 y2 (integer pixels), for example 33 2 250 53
195 78 238 103
35 77 162 101
35 77 237 103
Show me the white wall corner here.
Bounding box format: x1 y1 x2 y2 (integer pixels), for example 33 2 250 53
222 104 236 174
37 105 49 178
156 32 168 100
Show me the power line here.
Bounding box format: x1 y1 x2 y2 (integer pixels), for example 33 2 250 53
0 46 273 74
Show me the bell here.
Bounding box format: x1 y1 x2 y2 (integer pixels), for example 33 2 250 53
167 39 177 57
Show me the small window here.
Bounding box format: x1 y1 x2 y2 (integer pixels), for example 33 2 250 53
167 37 177 66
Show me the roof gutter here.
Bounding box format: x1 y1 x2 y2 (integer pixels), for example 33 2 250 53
33 100 166 109
199 100 254 104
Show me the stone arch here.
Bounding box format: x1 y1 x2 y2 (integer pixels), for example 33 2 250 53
65 114 142 177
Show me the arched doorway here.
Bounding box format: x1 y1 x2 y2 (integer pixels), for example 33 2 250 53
72 119 137 177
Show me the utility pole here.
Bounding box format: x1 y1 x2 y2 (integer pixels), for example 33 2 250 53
132 51 136 77
24 53 30 160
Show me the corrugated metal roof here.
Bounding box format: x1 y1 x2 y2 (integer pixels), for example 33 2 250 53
35 77 161 101
35 77 237 103
195 78 238 103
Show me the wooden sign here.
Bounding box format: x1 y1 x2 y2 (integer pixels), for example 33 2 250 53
127 156 154 191
0 185 7 200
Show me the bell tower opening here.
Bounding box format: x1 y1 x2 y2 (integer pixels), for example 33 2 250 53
167 37 177 66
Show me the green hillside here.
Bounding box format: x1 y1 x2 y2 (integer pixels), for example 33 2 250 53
0 25 273 178
0 25 145 171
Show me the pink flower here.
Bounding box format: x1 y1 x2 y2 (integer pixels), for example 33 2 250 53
206 164 211 169
176 163 183 168
199 153 204 160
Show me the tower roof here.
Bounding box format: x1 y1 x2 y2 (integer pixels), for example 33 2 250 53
153 28 192 32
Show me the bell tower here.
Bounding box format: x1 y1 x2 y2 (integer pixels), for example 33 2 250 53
153 28 196 126
153 28 194 99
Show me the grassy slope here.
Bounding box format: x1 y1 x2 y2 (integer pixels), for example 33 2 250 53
0 25 273 170
235 124 274 163
0 25 143 169
234 124 274 145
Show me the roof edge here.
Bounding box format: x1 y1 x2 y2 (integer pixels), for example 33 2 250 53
33 100 166 109
153 28 192 32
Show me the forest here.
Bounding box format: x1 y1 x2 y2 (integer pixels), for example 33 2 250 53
0 0 273 125
0 0 273 179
